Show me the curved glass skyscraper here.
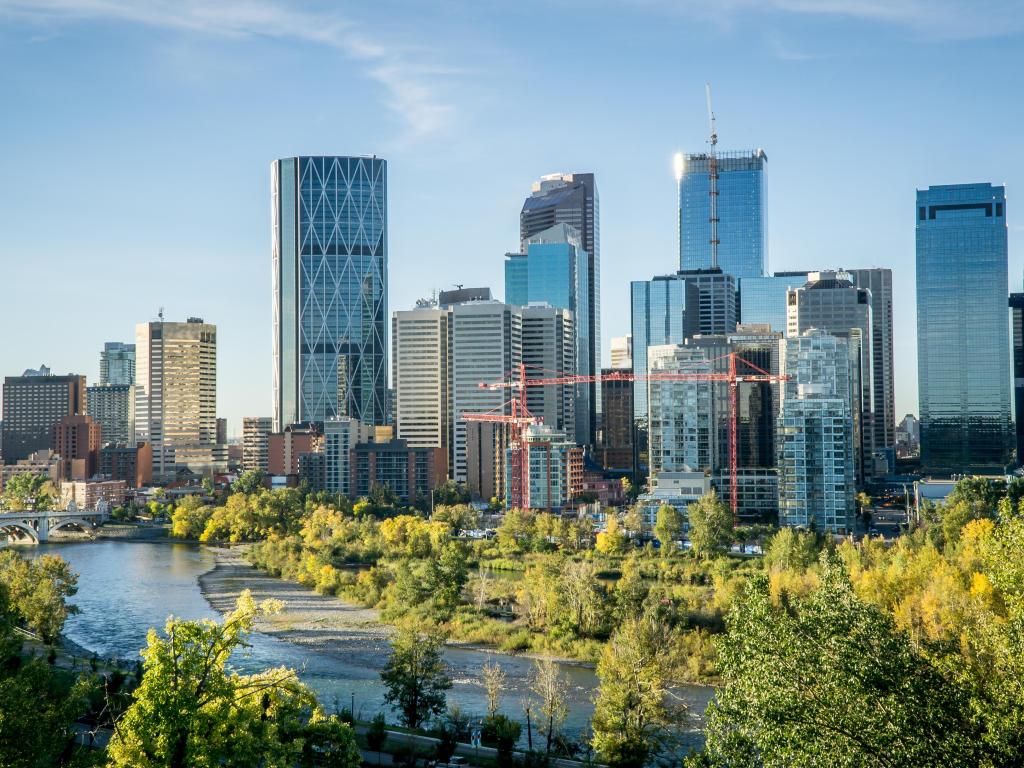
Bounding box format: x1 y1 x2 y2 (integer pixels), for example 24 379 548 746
272 156 388 430
916 183 1011 474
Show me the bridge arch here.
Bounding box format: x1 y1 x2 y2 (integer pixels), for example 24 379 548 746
0 522 40 544
49 518 96 537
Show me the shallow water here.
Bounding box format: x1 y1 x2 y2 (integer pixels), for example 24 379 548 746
33 540 713 746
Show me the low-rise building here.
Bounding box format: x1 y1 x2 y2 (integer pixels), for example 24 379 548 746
636 470 711 530
60 479 128 510
0 449 63 491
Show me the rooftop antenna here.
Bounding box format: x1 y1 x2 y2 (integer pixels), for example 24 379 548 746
454 283 464 291
158 306 164 322
706 82 720 270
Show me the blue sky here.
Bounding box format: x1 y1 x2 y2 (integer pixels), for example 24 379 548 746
1 0 1022 434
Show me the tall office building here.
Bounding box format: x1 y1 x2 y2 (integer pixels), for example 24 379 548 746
520 305 576 438
610 336 632 369
392 306 452 453
598 368 634 473
135 318 220 481
272 156 388 431
678 149 767 278
917 184 1012 474
738 271 809 333
506 223 593 445
242 417 273 473
1010 292 1024 465
846 268 896 455
87 384 134 446
520 173 600 433
778 330 856 532
630 275 701 419
787 271 872 477
99 342 136 386
451 302 522 484
2 369 86 464
681 268 737 336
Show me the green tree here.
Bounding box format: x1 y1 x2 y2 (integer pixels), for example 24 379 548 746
481 661 506 718
654 503 683 554
702 557 983 768
366 713 388 762
763 526 822 572
433 480 472 506
169 495 212 539
1 472 56 511
432 503 480 535
0 550 79 644
622 504 646 540
379 627 452 730
595 515 628 556
592 617 677 768
232 469 266 495
530 659 568 754
614 554 649 622
424 542 469 621
107 591 359 768
687 491 732 560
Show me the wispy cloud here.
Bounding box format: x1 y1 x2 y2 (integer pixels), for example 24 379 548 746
0 0 455 140
604 0 1024 39
767 35 822 61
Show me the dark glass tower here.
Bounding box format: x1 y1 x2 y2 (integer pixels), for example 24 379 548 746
916 183 1011 474
678 150 766 278
272 156 388 430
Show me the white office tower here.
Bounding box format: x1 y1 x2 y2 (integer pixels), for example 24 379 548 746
392 307 452 453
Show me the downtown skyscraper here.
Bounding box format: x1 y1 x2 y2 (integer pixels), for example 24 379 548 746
916 183 1012 474
520 173 600 441
272 156 388 431
678 149 767 278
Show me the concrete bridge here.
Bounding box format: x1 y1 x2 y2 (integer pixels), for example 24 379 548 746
0 504 109 544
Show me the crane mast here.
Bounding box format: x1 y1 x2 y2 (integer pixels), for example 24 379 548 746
706 82 720 270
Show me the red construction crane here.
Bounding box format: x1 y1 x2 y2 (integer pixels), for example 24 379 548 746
470 353 789 524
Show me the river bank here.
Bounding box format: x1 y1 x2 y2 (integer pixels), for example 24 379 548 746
198 547 603 669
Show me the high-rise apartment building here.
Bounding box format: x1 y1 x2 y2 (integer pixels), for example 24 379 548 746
2 369 86 464
324 417 374 496
917 184 1012 474
520 174 600 434
135 318 220 481
678 149 767 278
99 342 136 386
267 423 322 477
351 439 447 504
647 345 715 478
272 156 388 430
505 424 583 512
451 302 522 484
787 271 872 477
53 415 103 480
99 443 152 488
630 275 701 419
242 417 273 473
610 336 632 369
506 223 593 444
87 384 134 446
778 329 856 533
392 306 452 453
738 271 809 333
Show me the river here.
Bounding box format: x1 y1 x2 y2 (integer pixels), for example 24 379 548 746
32 540 713 748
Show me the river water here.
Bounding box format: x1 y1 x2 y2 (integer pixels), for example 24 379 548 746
33 540 713 748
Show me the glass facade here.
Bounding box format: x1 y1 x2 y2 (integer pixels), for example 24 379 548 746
505 224 592 445
630 275 701 419
679 150 767 278
99 342 136 386
738 272 808 333
916 183 1012 474
273 156 388 429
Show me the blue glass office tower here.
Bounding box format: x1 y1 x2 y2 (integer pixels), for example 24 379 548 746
738 271 809 333
272 156 388 430
505 223 592 445
679 150 767 278
916 183 1012 474
629 275 701 419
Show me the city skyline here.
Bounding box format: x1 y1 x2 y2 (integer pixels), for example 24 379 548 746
2 1 1023 432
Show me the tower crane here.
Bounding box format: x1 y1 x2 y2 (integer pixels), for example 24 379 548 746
467 355 790 524
706 82 720 269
